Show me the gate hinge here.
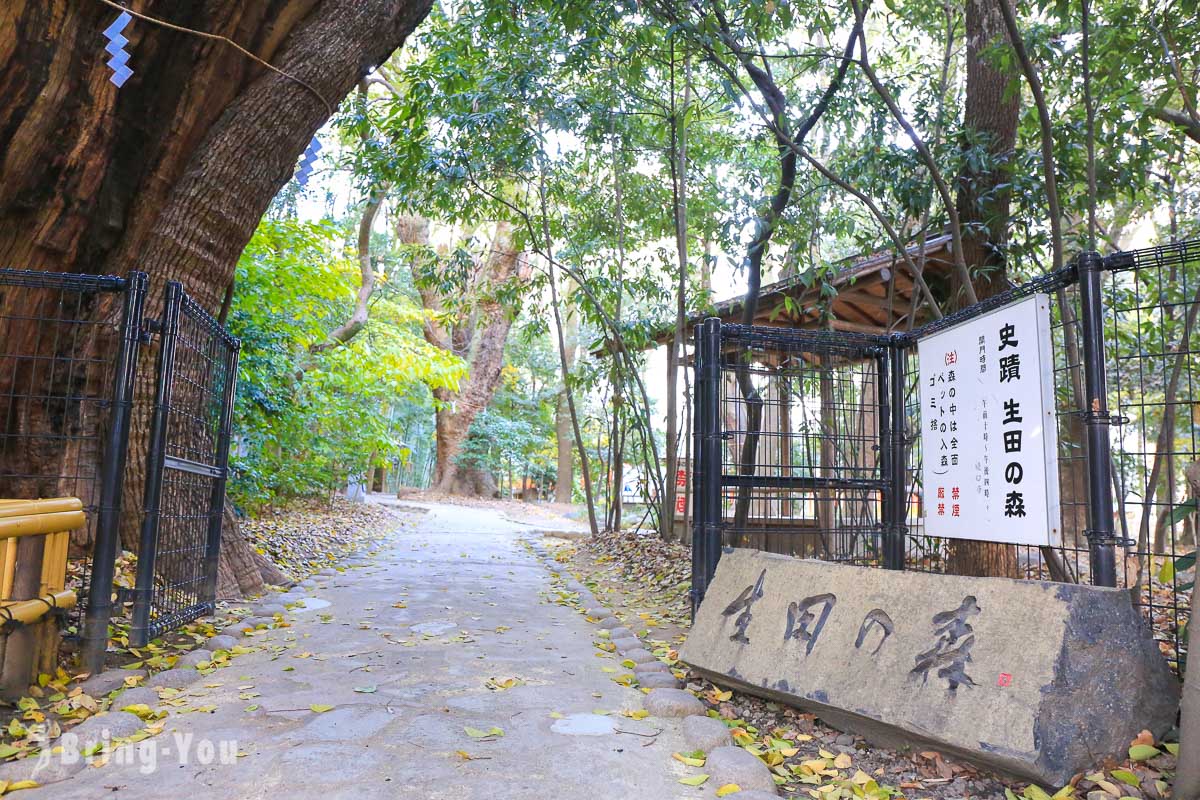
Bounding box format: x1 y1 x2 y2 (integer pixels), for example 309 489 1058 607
1084 529 1134 548
1070 410 1128 426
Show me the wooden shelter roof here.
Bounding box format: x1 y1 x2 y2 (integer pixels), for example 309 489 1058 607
652 234 954 346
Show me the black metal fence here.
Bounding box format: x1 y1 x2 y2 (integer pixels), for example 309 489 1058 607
692 324 892 565
130 284 239 646
693 240 1200 674
0 269 238 669
0 270 145 653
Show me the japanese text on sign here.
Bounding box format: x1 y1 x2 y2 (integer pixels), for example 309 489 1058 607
917 294 1060 545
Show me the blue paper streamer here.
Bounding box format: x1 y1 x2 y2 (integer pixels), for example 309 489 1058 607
296 136 322 187
102 11 134 88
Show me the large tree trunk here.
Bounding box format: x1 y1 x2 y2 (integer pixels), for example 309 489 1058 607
216 504 288 601
946 0 1022 580
397 217 524 495
955 0 1019 291
432 224 521 494
0 0 433 629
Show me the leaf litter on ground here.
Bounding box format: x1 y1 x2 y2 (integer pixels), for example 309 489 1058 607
561 528 1181 800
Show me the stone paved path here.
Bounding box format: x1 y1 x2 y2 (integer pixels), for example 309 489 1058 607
30 500 699 799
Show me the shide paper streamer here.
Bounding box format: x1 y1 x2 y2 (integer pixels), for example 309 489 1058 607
102 11 134 87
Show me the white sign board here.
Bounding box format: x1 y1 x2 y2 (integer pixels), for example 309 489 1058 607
918 294 1060 545
620 465 656 505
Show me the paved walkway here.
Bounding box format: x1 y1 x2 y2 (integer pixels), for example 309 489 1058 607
32 501 694 799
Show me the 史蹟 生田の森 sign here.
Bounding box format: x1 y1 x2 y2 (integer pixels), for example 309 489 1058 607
917 294 1060 546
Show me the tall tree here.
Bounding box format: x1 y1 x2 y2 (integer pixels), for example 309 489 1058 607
396 216 527 495
956 0 1020 295
656 1 863 537
662 48 692 542
553 305 579 505
945 0 1023 578
0 0 429 305
0 0 432 684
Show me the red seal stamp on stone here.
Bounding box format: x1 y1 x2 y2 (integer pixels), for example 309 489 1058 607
997 673 1013 687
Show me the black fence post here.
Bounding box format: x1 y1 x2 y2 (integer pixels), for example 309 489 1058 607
690 323 705 616
884 341 907 570
876 350 891 565
80 272 147 674
201 338 240 606
1077 251 1118 588
130 281 183 647
694 317 723 606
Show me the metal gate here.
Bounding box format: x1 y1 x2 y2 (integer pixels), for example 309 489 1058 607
692 240 1200 674
690 322 897 605
129 282 239 647
0 269 146 661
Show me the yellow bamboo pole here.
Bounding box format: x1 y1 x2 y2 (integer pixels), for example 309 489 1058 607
0 512 86 540
0 498 83 518
0 541 15 600
0 498 83 687
0 591 76 625
39 532 68 594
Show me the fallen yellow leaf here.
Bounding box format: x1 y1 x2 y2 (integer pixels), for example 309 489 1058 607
673 752 705 767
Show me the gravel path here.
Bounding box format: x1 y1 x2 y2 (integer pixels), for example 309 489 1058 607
24 501 703 800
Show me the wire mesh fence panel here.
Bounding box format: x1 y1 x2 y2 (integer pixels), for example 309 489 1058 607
716 326 890 561
0 270 143 641
898 255 1194 670
131 284 239 645
690 320 894 608
692 240 1200 673
898 273 1095 585
1103 240 1200 671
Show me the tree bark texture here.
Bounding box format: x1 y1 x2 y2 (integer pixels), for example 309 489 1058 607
215 502 288 601
946 0 1022 580
0 0 434 627
955 0 1019 297
397 216 525 496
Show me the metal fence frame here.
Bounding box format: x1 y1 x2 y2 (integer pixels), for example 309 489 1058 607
130 282 240 647
692 241 1200 672
0 268 239 669
0 269 147 670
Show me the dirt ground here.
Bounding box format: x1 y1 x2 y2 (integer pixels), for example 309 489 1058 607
553 526 1182 800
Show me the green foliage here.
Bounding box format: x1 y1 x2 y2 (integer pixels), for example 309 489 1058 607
456 326 561 494
257 0 1200 525
227 218 464 511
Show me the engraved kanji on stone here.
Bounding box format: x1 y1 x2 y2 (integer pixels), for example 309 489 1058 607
854 608 894 655
910 596 981 692
783 593 837 656
721 569 766 644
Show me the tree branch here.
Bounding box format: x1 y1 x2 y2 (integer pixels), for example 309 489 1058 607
796 146 943 320
1153 106 1200 145
996 0 1064 270
850 0 975 306
311 189 384 353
